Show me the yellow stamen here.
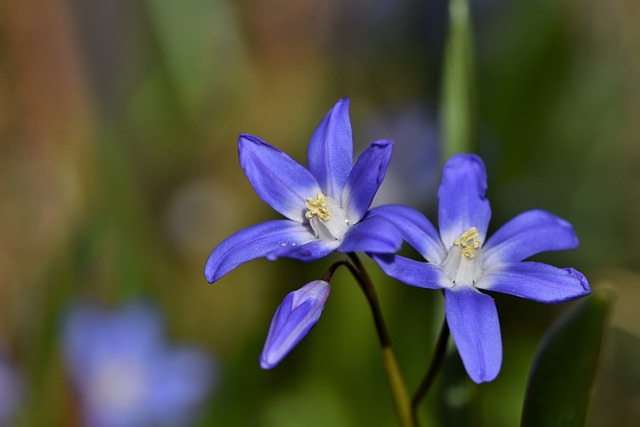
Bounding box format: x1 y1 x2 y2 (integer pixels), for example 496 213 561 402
305 193 331 221
454 227 481 259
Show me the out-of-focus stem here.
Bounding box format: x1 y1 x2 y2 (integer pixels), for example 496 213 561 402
441 0 476 161
411 318 450 419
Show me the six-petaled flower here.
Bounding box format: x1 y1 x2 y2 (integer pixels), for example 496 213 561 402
371 154 591 383
204 98 402 282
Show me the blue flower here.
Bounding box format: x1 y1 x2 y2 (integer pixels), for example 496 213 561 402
63 302 216 427
260 280 331 369
204 98 402 283
0 344 22 426
371 154 590 383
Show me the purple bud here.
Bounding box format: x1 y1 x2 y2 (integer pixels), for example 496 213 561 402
260 280 331 369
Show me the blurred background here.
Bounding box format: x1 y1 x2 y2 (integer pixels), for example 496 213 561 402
1 0 639 425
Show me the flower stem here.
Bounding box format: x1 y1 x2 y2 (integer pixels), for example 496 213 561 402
322 260 349 283
346 253 416 427
441 0 476 160
411 317 450 419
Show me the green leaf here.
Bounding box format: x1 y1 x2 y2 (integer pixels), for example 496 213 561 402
521 291 612 427
437 348 475 427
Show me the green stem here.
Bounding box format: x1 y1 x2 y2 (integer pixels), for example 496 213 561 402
347 253 416 427
411 317 450 419
441 0 476 161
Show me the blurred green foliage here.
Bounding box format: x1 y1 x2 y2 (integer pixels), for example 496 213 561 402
522 290 611 427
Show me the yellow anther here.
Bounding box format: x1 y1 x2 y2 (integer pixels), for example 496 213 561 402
305 193 331 221
454 227 482 259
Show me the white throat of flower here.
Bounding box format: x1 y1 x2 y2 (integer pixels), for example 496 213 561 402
305 193 350 241
89 357 147 411
441 227 484 287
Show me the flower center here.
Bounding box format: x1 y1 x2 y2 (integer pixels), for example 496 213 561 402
441 227 484 287
89 357 147 412
304 192 350 241
305 193 331 221
453 227 481 259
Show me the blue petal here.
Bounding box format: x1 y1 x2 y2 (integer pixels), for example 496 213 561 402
64 302 164 375
342 140 393 224
482 210 579 266
371 254 448 290
476 262 591 303
266 238 340 262
63 303 105 372
438 154 491 249
339 215 402 254
307 98 353 200
148 349 215 425
445 287 502 383
368 204 447 263
239 134 321 222
204 220 315 283
260 280 330 369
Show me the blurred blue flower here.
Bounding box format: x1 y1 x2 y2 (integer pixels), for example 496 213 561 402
63 302 216 427
204 98 402 283
361 104 440 208
260 280 330 369
371 154 590 383
0 345 22 426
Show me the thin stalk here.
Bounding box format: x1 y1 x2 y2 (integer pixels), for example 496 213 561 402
411 318 450 418
346 253 416 427
322 260 349 283
441 0 476 161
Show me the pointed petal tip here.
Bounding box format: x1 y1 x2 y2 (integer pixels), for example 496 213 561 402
540 209 580 250
204 257 221 284
203 269 215 284
549 267 591 302
478 263 591 304
371 139 394 148
324 97 350 121
204 265 231 284
469 368 500 384
259 355 276 370
237 132 263 148
446 153 486 168
335 97 350 106
366 139 394 158
441 154 487 192
569 268 591 293
203 221 316 285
